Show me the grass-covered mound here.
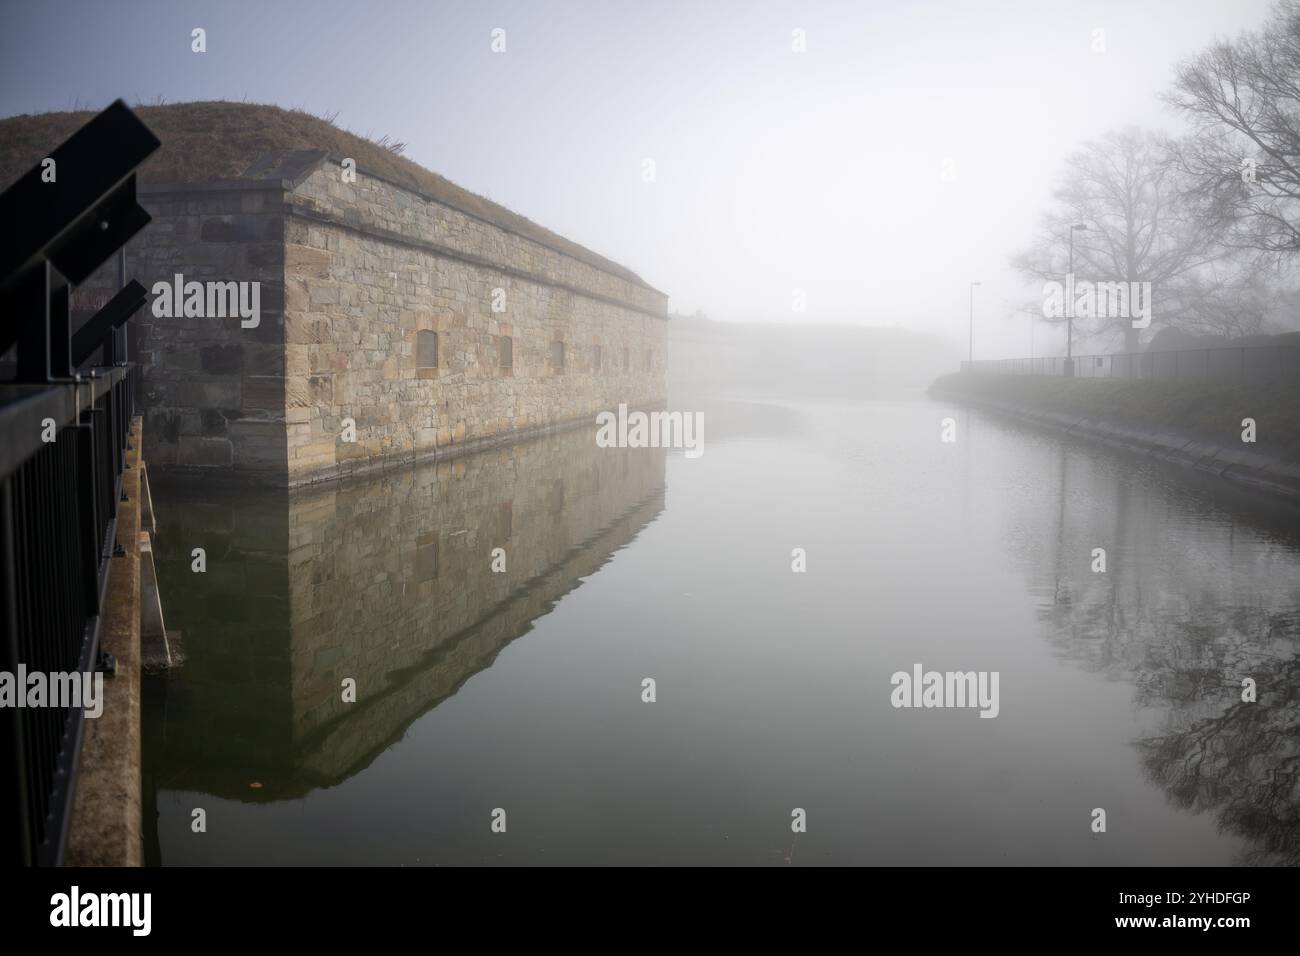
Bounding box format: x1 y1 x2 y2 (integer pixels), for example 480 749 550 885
0 100 650 288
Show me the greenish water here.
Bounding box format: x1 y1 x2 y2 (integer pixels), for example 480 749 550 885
142 397 1300 865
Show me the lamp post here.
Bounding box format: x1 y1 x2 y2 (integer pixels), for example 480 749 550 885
968 281 981 368
1013 306 1036 372
1065 223 1087 376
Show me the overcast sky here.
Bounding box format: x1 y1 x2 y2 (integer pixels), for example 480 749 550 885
0 0 1279 356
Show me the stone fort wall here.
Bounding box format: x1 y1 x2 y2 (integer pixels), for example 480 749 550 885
282 159 668 486
79 182 290 479
78 151 667 486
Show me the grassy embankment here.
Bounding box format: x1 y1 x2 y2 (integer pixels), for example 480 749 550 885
929 373 1300 463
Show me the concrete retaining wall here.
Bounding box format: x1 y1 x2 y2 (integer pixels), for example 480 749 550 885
66 418 145 866
934 383 1300 503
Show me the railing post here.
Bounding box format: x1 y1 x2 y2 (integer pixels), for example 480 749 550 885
0 479 34 867
0 100 159 867
12 264 56 382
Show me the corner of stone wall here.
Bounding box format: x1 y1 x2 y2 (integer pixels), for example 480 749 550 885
134 184 292 483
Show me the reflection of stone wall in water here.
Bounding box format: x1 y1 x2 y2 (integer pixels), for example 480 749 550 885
286 433 667 778
148 428 666 799
149 491 293 775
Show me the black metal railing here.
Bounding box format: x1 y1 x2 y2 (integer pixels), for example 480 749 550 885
0 100 159 866
961 345 1300 384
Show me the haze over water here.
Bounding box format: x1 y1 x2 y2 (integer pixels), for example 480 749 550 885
143 395 1300 865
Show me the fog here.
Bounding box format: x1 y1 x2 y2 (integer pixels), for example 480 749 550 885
5 0 1300 886
668 315 958 401
0 0 1285 361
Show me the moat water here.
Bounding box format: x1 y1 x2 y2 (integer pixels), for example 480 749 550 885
142 395 1300 865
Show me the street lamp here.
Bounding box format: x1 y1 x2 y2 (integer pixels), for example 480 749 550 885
1065 222 1087 376
968 281 981 367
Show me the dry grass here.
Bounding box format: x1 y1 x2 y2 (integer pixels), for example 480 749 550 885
0 100 650 288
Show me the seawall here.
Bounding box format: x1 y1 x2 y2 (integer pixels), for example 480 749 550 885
929 373 1300 503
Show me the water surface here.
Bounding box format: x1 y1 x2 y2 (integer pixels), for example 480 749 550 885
143 397 1300 865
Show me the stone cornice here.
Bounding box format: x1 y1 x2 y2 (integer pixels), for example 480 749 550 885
284 197 668 322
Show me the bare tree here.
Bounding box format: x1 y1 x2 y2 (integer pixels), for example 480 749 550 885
1012 128 1225 352
1174 260 1292 338
1166 0 1300 256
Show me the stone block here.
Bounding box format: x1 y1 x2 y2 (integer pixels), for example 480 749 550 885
243 376 285 413
200 216 264 243
285 243 332 279
176 380 241 410
285 279 311 313
285 312 331 345
177 436 233 466
244 344 286 376
201 409 228 437
294 438 336 459
243 243 281 271
200 344 243 375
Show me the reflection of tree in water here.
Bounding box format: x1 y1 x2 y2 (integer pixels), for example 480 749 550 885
1038 598 1285 692
1138 652 1300 866
1030 442 1300 863
991 424 1300 862
1041 592 1300 864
